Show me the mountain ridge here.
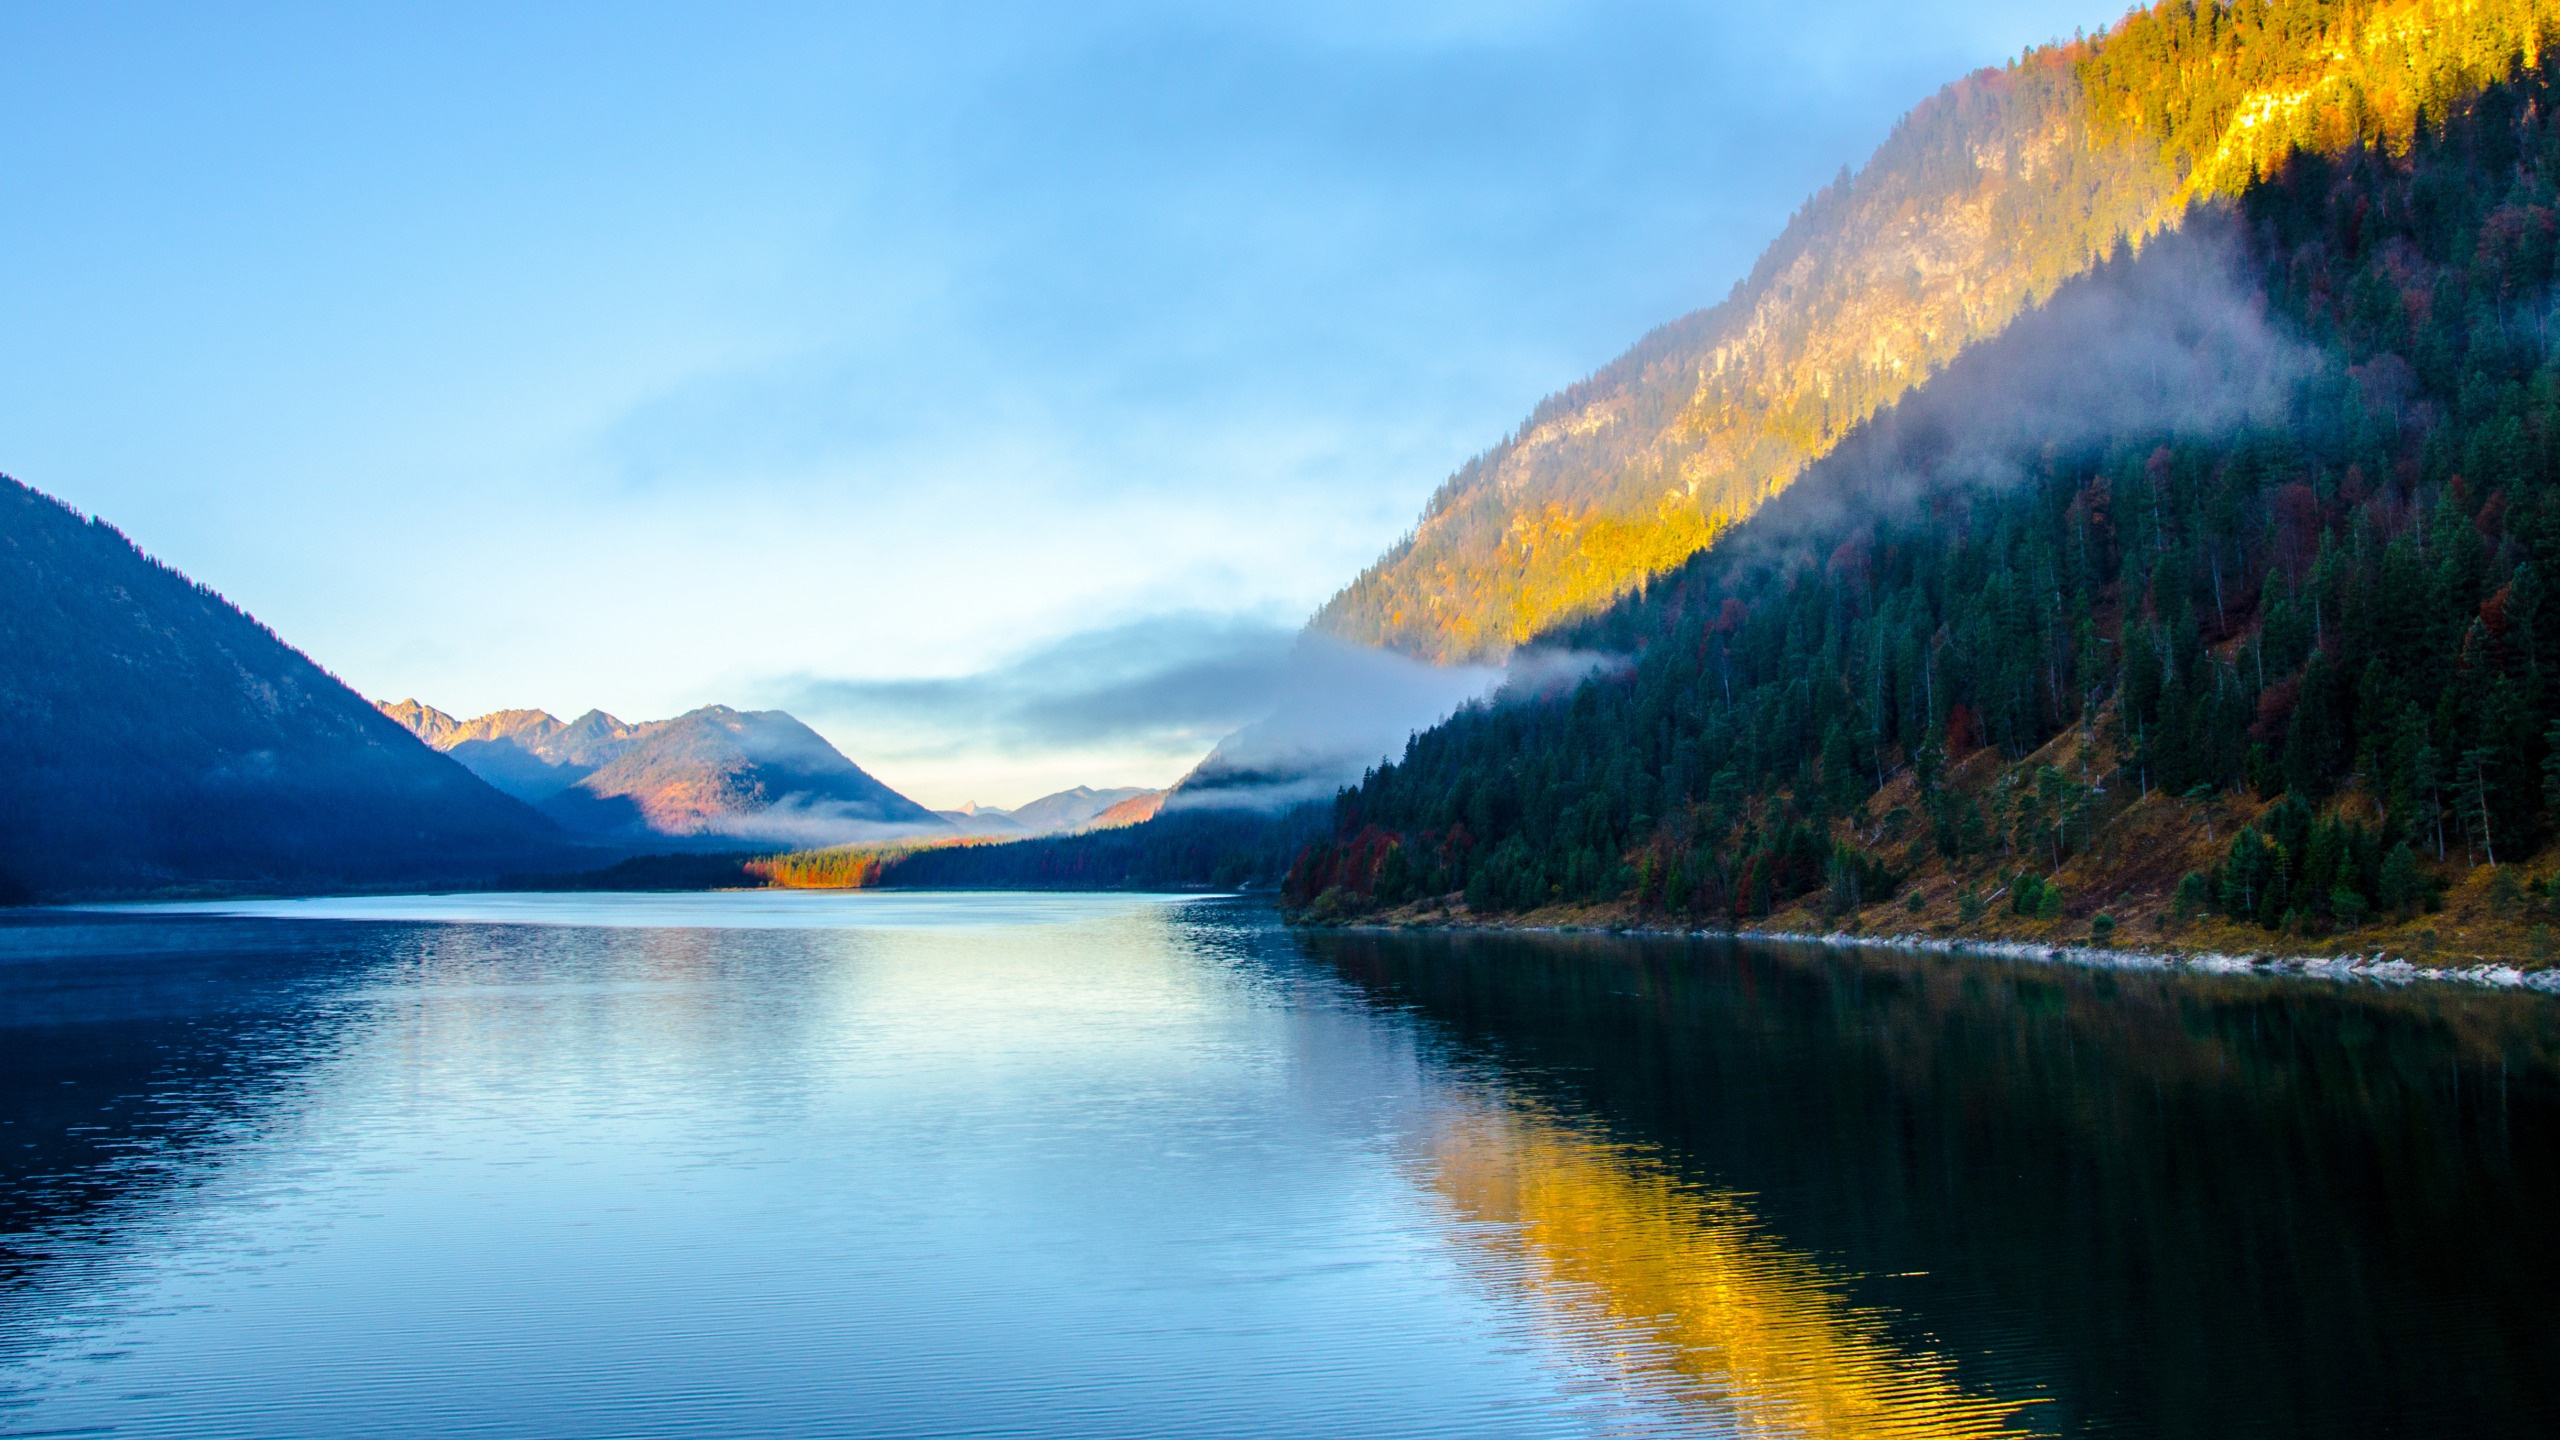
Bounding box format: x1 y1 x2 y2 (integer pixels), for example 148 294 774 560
381 700 942 845
382 702 1165 845
1318 0 2560 664
0 477 576 897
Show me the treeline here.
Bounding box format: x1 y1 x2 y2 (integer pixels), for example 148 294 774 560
495 808 1323 896
879 804 1324 891
1290 60 2560 934
746 842 937 889
496 852 764 892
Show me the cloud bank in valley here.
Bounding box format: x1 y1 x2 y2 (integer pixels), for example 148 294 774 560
1740 212 2319 551
766 612 1306 804
768 611 1544 810
1170 639 1508 811
763 225 2310 813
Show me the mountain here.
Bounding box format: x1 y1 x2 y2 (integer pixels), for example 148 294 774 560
382 701 640 804
378 698 463 748
383 700 942 845
1287 44 2560 960
1087 790 1165 829
935 804 1030 838
1317 0 2559 663
862 0 2560 906
0 477 573 898
934 787 1162 837
562 707 941 841
1007 786 1161 832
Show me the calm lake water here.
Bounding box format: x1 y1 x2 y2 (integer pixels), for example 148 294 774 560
0 893 2554 1438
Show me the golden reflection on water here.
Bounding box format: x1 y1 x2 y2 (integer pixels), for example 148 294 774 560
1420 1097 2037 1438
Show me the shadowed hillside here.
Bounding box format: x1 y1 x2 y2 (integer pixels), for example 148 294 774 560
0 478 573 897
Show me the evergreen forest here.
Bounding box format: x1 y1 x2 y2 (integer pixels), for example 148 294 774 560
1288 57 2560 952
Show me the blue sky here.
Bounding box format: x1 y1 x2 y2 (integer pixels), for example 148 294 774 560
0 0 2118 806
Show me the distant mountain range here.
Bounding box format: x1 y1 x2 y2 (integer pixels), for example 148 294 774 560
935 786 1164 837
383 701 1165 846
0 477 577 898
380 700 940 846
0 462 1184 894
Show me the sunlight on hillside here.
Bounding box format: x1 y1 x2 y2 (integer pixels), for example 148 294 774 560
1322 0 2560 666
2092 0 2560 196
1418 1094 2037 1437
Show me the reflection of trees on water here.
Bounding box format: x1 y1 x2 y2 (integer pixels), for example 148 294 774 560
1419 1088 2037 1437
1309 928 2560 1439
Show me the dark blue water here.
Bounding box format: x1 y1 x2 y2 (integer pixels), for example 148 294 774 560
0 893 2554 1437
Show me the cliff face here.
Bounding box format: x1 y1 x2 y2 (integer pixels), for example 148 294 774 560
1317 0 2560 664
0 478 568 897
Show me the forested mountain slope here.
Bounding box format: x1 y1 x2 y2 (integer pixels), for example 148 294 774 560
1290 56 2560 959
894 0 2560 898
1318 0 2560 664
0 479 572 897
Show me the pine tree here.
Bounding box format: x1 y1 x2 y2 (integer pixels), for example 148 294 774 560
2412 742 2447 861
2380 843 2424 916
2460 746 2502 867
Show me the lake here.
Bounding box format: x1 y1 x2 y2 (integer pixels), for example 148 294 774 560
0 892 2554 1437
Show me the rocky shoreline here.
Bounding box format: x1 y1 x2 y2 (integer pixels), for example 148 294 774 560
1312 913 2560 994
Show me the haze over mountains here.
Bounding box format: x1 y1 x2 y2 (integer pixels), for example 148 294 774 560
383 700 1162 847
939 787 1164 837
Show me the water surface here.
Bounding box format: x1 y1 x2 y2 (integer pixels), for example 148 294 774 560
0 893 2553 1437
